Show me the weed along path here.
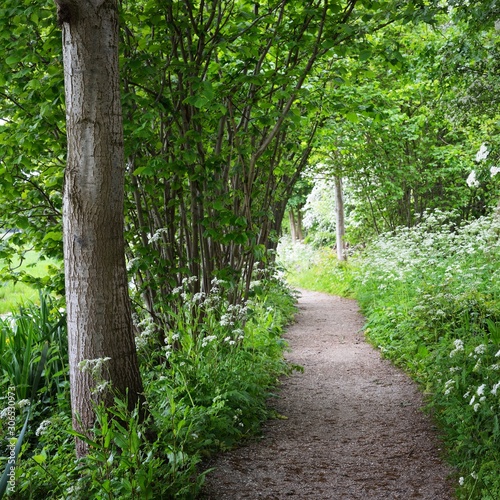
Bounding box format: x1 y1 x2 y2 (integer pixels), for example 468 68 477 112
201 290 455 499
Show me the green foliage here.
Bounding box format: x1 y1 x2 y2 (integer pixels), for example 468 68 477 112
0 293 67 402
0 0 65 292
0 339 49 499
352 212 500 498
0 272 298 498
299 17 500 246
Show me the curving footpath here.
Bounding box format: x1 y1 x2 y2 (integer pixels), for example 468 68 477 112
201 290 455 499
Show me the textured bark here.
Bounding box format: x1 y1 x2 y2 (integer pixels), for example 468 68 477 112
57 0 144 457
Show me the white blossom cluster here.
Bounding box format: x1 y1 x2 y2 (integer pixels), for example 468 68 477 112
443 339 500 417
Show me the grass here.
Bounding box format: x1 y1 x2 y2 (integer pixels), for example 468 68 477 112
278 237 355 297
0 251 59 314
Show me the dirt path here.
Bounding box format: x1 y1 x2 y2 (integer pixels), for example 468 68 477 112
201 290 455 499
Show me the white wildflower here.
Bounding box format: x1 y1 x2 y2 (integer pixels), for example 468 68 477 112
35 420 52 436
466 170 479 188
490 166 500 177
445 379 454 388
450 339 464 357
201 335 217 347
477 384 486 396
474 344 486 355
495 349 500 357
475 143 489 162
79 357 112 375
492 382 500 395
148 228 169 244
473 403 480 412
192 292 205 303
459 477 464 486
17 399 30 409
220 314 233 327
469 395 476 405
95 381 110 394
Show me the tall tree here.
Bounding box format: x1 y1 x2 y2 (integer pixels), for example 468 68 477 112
54 0 144 457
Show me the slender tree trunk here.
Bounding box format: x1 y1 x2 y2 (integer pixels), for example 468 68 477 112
289 210 297 242
334 176 346 261
296 209 304 241
56 0 144 457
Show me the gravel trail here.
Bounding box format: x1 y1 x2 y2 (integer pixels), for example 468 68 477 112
201 290 455 499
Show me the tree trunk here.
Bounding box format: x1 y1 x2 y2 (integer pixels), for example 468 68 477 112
334 176 346 261
56 0 144 457
289 210 297 242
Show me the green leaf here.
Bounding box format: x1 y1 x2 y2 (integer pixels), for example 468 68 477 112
345 112 359 123
32 453 46 465
359 50 372 61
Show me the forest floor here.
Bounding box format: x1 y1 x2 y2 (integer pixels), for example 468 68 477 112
200 289 456 499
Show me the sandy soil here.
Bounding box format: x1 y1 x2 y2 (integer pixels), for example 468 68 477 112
200 290 456 499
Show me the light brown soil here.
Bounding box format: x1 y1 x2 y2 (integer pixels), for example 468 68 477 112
200 290 456 499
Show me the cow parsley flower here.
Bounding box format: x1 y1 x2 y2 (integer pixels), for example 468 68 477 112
475 143 489 162
474 344 486 355
466 170 479 188
450 339 464 357
36 420 52 437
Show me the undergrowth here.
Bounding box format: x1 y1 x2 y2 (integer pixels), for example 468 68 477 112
0 270 298 498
